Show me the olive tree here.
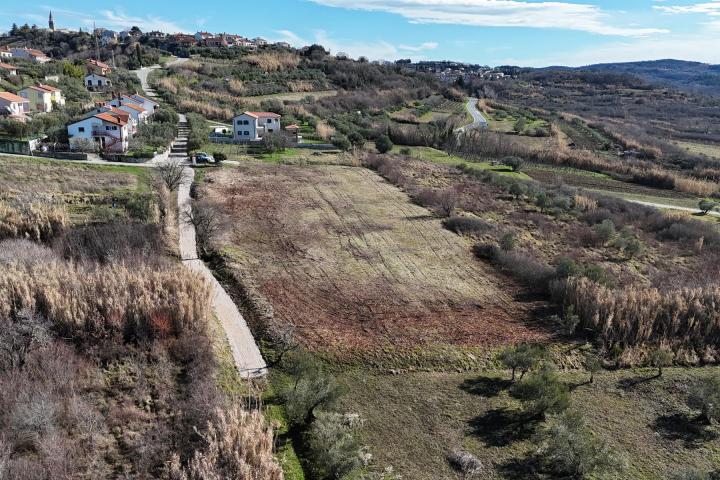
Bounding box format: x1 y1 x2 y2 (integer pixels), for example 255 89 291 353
688 374 720 424
499 343 546 381
510 364 570 417
534 409 627 478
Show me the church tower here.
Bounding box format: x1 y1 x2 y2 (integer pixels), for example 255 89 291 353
48 11 55 32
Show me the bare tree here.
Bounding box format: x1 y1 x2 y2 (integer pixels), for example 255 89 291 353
157 160 186 191
184 201 221 257
0 308 51 371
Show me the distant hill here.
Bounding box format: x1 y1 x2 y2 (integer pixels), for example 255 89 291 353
543 59 720 95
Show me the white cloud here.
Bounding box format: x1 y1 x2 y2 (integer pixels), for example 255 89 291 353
98 9 186 33
273 29 438 60
654 1 720 16
309 0 667 36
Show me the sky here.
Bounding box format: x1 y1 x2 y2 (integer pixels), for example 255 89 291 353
3 0 720 67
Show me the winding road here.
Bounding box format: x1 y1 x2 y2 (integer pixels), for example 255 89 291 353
456 97 489 133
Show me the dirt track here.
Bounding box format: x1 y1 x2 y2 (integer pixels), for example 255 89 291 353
204 164 551 355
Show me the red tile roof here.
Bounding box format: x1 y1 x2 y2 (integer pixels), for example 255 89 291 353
87 59 112 69
37 83 60 92
0 63 15 70
0 91 27 103
119 102 146 113
245 111 281 118
95 112 127 126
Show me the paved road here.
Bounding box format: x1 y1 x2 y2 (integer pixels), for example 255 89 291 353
628 199 720 217
456 97 488 134
178 168 267 378
133 57 189 98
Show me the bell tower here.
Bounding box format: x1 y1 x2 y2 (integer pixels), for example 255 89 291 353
48 11 55 32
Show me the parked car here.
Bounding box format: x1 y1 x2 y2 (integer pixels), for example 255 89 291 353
194 152 215 163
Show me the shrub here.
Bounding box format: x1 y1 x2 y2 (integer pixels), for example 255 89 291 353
688 374 720 424
375 134 393 154
510 364 570 417
399 147 412 155
262 132 290 153
442 216 492 235
306 413 364 479
648 348 674 377
332 134 352 151
583 353 603 384
498 343 547 381
593 219 616 245
282 354 340 429
503 156 524 172
699 199 717 215
555 257 581 279
212 151 227 162
534 409 627 478
347 131 365 148
499 232 516 251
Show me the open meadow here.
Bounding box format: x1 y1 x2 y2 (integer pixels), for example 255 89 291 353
201 163 551 361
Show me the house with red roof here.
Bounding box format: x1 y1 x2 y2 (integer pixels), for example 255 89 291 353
10 47 51 63
86 59 112 76
232 111 282 142
0 92 30 120
67 111 130 152
0 63 17 76
18 84 65 112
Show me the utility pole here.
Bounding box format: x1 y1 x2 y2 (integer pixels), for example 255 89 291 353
93 21 100 60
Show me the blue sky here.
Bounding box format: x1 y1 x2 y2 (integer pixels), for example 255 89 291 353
3 0 720 66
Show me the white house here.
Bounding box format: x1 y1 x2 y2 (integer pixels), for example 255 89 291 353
232 111 281 142
0 91 29 119
0 62 17 76
84 73 112 91
18 84 65 112
67 112 130 152
0 47 11 59
128 93 159 115
116 102 149 126
10 47 51 63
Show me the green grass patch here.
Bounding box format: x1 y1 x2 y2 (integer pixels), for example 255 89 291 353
392 145 531 179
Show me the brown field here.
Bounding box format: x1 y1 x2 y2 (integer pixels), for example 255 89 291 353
524 165 696 202
202 163 551 356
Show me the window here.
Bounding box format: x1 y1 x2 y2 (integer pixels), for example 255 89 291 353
267 119 272 124
244 131 250 135
237 120 242 125
268 129 274 133
105 126 110 130
78 127 85 132
237 130 242 136
243 120 249 125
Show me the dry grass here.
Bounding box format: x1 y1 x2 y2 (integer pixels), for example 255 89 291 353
177 98 234 121
555 277 720 359
0 262 211 339
202 164 548 358
315 121 336 140
337 366 720 479
171 406 283 480
0 200 67 242
245 51 300 72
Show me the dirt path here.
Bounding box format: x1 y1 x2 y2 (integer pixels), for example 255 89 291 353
178 167 267 378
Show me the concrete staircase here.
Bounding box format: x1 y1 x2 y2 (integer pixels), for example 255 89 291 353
170 116 189 162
